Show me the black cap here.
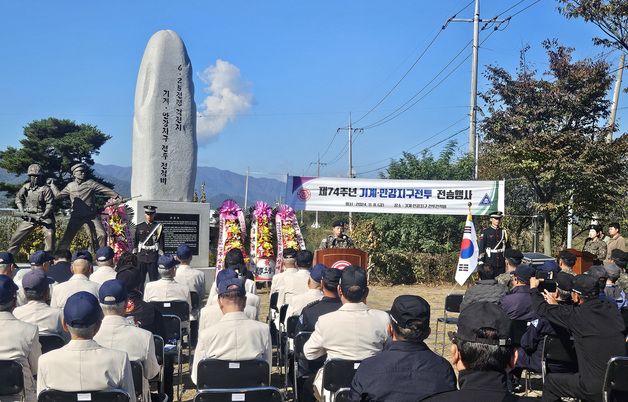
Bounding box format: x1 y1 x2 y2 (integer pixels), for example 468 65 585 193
558 250 577 267
512 264 534 284
610 249 627 269
0 252 15 265
72 250 93 263
0 276 18 303
332 220 345 228
586 265 608 281
322 267 342 288
144 205 157 214
453 302 512 346
389 295 430 329
555 271 574 292
339 265 367 292
572 274 598 296
504 249 524 265
283 248 297 259
489 211 504 219
116 267 143 292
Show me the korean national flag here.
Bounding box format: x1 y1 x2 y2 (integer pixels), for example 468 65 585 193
455 214 479 285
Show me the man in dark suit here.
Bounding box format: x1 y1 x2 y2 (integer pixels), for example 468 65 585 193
133 205 164 282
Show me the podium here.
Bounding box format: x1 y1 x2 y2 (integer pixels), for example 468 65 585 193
314 248 368 270
564 248 595 274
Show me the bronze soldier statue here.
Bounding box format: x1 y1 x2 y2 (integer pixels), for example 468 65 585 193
319 220 354 249
7 164 56 254
49 162 120 251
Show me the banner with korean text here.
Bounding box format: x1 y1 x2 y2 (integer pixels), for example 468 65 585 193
285 176 505 216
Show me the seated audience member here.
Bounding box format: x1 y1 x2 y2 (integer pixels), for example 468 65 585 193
608 249 628 292
94 280 160 402
496 249 523 286
287 263 325 317
37 291 136 400
192 277 271 385
270 248 299 295
199 271 257 332
115 251 138 272
0 276 41 402
50 257 99 309
499 264 537 321
423 302 537 401
174 244 206 346
143 255 192 317
296 267 343 333
558 250 577 276
0 251 16 278
209 248 256 297
47 249 72 283
15 250 55 306
460 264 508 310
208 268 261 316
516 272 575 374
603 263 627 309
90 246 117 286
350 295 456 402
13 270 67 340
278 249 312 305
530 274 625 402
586 265 616 304
304 265 390 401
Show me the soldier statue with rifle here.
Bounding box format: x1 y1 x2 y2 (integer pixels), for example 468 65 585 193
4 164 56 254
48 162 121 251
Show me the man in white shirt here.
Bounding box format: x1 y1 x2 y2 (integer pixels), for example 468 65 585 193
174 244 206 346
90 246 117 286
0 276 41 402
13 270 67 341
192 277 271 386
208 268 261 317
144 255 192 317
304 265 390 400
14 250 55 306
50 257 99 309
37 291 136 400
208 248 256 297
94 279 160 402
287 263 324 318
276 249 311 306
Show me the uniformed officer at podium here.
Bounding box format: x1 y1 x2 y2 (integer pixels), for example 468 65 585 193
133 205 164 283
319 220 354 249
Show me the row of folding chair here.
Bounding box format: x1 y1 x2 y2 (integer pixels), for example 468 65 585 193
194 359 280 401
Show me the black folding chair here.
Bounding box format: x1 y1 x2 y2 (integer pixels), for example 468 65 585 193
151 335 165 394
196 359 270 390
193 387 283 402
433 293 464 355
39 334 66 354
603 356 628 402
160 314 184 401
38 389 130 402
0 360 24 399
334 388 352 402
293 331 315 402
541 335 578 383
286 316 299 339
130 361 144 400
278 304 289 372
510 320 529 346
321 359 361 402
190 292 200 311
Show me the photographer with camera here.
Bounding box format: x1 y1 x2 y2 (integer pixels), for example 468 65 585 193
498 264 537 321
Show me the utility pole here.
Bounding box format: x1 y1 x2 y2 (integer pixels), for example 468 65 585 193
311 153 327 229
244 167 249 210
337 113 363 231
452 0 506 179
608 53 625 142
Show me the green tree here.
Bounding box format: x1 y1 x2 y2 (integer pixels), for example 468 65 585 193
480 41 628 254
557 0 628 51
0 118 112 196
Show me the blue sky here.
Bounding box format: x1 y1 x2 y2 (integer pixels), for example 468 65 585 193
0 1 625 181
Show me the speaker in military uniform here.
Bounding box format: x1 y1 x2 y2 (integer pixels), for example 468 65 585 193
478 211 511 275
133 205 164 283
319 220 354 249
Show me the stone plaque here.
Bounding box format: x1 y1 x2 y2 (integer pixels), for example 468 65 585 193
132 30 197 201
154 212 200 255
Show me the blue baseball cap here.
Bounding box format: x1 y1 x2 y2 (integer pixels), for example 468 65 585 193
539 260 559 273
176 244 193 260
0 276 18 303
72 250 93 263
218 277 245 297
0 252 15 265
63 291 103 328
512 264 535 284
157 255 177 269
310 264 326 282
22 270 54 292
96 246 115 262
216 268 238 287
98 279 128 305
29 250 54 266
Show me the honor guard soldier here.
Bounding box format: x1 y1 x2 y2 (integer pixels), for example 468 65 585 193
7 163 56 255
134 205 164 282
319 220 354 249
478 211 511 275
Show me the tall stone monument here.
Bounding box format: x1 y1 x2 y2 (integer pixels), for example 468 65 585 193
129 30 210 268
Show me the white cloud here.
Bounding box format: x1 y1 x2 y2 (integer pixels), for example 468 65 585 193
196 59 252 141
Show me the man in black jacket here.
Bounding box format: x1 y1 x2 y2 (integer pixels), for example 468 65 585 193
531 274 625 402
423 302 536 402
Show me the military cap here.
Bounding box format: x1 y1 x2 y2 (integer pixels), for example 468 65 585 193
27 164 43 176
63 291 103 328
70 162 86 173
539 260 559 273
489 211 504 219
96 246 115 262
216 268 238 287
0 252 15 265
0 276 18 303
157 255 177 270
98 279 128 305
143 205 157 214
29 250 54 266
332 220 346 228
453 302 512 346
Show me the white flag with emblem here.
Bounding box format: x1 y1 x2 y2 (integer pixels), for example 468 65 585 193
455 213 479 285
